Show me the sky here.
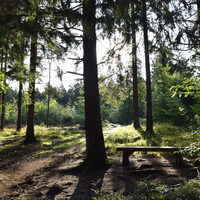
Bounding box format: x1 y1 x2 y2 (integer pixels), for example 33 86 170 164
10 33 147 92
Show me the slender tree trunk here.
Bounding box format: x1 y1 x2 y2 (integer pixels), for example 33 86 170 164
197 0 200 35
127 88 131 124
46 58 51 128
25 37 37 143
0 53 3 120
17 81 23 132
1 53 7 131
82 0 107 168
131 1 141 129
142 0 154 136
17 39 25 132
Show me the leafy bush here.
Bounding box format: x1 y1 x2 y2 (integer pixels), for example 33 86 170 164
92 179 200 200
6 101 18 124
93 189 130 200
22 100 74 126
165 179 200 200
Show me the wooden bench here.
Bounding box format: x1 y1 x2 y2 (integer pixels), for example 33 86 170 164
116 146 186 166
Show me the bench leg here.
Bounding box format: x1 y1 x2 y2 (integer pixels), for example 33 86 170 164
123 150 134 165
176 152 183 166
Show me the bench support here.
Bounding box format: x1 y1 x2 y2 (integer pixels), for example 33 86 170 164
117 146 185 166
176 152 183 166
123 150 134 165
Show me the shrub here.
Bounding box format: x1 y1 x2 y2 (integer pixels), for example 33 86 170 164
92 179 200 200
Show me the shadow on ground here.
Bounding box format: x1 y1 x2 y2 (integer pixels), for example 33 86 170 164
1 153 198 200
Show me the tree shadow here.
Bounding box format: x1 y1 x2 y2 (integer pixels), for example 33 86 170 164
162 153 198 180
0 135 84 171
71 169 105 199
57 166 106 200
136 128 162 146
107 153 198 196
1 135 23 146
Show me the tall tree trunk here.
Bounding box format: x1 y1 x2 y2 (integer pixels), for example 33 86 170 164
142 0 154 136
1 53 7 131
25 37 37 143
17 81 23 132
197 0 200 35
0 53 3 120
127 88 131 124
17 39 25 132
131 1 141 129
82 0 107 168
46 58 51 128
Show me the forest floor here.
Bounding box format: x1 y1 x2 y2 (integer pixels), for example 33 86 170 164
0 125 199 200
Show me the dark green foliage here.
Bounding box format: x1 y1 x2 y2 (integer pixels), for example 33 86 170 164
151 52 192 125
92 179 200 200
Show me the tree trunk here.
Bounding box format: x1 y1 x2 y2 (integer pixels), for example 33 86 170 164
25 37 37 143
0 53 7 131
46 58 51 128
82 0 107 168
127 88 131 124
17 81 23 132
131 1 141 129
0 53 3 123
197 0 200 35
142 0 154 136
17 38 25 132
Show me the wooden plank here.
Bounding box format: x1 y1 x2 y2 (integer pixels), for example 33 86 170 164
117 146 185 152
117 146 186 166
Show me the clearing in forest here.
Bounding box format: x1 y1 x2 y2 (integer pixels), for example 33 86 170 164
0 124 199 199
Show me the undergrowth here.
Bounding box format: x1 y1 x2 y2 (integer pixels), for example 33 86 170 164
104 123 199 156
0 125 85 155
92 178 200 200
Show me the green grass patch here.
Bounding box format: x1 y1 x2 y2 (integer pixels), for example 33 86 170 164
104 123 195 155
0 126 85 154
53 138 85 150
153 123 196 147
36 149 53 155
105 125 146 155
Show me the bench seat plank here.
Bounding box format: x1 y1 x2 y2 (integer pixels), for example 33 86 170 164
117 146 185 152
116 146 186 166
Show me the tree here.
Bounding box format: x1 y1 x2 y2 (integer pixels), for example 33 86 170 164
142 0 154 135
131 1 141 129
152 51 188 124
17 81 23 131
46 57 52 128
0 52 7 131
0 0 18 131
82 0 107 168
25 37 37 143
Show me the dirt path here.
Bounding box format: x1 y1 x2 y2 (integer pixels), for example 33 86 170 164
0 135 198 200
0 140 84 199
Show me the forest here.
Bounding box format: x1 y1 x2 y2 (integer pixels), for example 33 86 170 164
0 0 200 199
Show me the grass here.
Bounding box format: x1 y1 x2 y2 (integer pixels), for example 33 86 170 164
104 123 199 155
0 123 199 157
0 125 85 155
53 138 85 150
105 125 146 155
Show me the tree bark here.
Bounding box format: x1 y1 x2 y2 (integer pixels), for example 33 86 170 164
131 1 141 129
25 37 37 143
46 58 51 128
0 53 3 125
197 0 200 35
0 53 7 131
142 0 154 136
17 81 23 132
82 0 107 168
